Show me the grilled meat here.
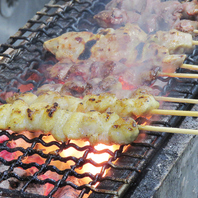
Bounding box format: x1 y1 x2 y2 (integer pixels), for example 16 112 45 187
95 0 187 34
147 29 194 54
182 0 198 20
0 100 139 145
136 42 187 73
7 87 159 118
43 42 186 92
172 19 198 35
43 23 147 65
45 58 74 81
94 8 140 29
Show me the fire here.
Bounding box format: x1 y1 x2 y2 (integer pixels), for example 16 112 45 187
84 143 119 176
60 140 119 184
119 76 134 90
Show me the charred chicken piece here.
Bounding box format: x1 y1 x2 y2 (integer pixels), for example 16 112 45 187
172 19 198 35
7 87 159 118
0 100 139 145
94 8 140 29
147 29 195 54
43 23 147 66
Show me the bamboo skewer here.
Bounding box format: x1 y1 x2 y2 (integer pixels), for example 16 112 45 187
194 30 198 34
192 40 198 45
150 109 198 117
138 125 198 135
158 72 198 79
181 63 198 71
155 96 198 104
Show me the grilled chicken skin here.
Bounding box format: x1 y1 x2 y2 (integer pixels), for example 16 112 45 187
7 87 159 118
147 29 195 54
43 23 147 65
0 100 139 145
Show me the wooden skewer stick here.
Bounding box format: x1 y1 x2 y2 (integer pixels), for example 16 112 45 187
155 96 198 104
150 109 198 117
138 125 198 135
181 63 198 71
193 30 198 34
192 40 198 45
158 72 198 79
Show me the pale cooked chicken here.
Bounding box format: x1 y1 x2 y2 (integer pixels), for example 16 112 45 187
7 87 159 118
147 29 195 54
136 42 187 73
43 23 147 65
0 100 139 145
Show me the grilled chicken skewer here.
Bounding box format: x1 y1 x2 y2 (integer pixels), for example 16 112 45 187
43 24 196 72
7 87 159 118
43 23 147 66
147 29 196 54
0 100 139 145
3 91 198 145
96 0 198 34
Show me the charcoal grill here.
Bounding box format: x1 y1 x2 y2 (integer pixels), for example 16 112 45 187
0 0 198 197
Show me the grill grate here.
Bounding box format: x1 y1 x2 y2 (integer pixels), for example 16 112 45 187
0 0 198 197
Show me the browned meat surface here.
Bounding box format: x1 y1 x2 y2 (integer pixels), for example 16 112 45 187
173 19 198 34
94 8 140 28
155 1 183 29
43 23 147 65
45 58 74 81
182 0 198 20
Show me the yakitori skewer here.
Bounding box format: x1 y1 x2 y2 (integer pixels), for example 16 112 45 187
138 125 198 135
158 72 198 79
155 96 198 104
150 109 198 117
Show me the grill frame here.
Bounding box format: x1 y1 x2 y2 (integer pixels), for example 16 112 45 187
0 0 198 197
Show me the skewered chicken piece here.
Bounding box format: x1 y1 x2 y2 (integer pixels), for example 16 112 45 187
0 100 139 145
44 40 187 88
93 8 140 29
95 0 198 35
44 22 194 66
95 0 184 33
181 0 198 20
45 59 126 82
147 29 195 54
7 87 159 118
43 23 147 65
172 19 198 35
135 42 187 73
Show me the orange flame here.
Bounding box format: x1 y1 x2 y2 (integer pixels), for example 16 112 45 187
119 76 135 90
